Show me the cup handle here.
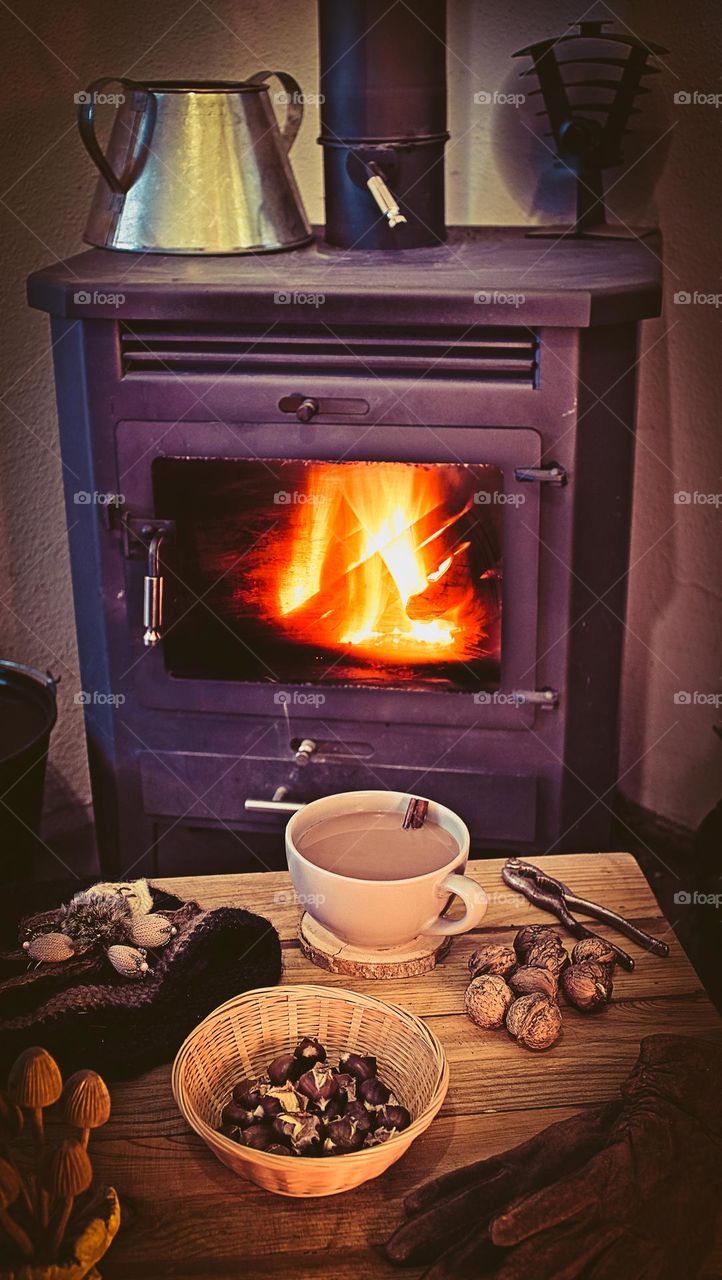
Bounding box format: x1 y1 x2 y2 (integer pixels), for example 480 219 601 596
424 874 488 937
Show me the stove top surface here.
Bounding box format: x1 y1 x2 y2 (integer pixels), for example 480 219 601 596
28 226 662 328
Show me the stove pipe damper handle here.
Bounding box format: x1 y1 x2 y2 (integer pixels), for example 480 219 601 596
318 0 448 249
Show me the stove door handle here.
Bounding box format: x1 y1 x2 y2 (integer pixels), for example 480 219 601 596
244 799 306 814
143 530 166 648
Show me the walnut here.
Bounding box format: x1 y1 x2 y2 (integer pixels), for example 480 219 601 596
506 994 562 1051
509 965 558 1001
465 975 514 1029
561 961 613 1012
513 924 563 963
468 945 517 980
571 936 616 967
525 937 570 979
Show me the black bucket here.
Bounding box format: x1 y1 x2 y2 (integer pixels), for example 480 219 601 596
0 661 58 881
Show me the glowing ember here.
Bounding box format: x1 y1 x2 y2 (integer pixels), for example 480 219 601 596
276 463 489 665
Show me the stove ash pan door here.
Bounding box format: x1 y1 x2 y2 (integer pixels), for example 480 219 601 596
117 422 542 727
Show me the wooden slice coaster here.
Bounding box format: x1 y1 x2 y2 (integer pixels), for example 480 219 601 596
298 912 452 979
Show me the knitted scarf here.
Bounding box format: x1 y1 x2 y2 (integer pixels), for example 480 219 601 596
0 881 281 1080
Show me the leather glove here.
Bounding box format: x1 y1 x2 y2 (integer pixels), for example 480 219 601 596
386 1036 722 1280
489 1035 722 1280
385 1102 620 1274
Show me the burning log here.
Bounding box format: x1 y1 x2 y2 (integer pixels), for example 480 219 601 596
406 544 474 621
281 497 476 632
279 548 394 636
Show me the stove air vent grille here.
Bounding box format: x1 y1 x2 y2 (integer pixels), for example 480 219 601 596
119 322 539 386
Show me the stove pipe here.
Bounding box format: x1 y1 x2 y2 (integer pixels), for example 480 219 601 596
318 0 448 249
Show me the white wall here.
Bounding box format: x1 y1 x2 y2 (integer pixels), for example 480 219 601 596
0 0 718 836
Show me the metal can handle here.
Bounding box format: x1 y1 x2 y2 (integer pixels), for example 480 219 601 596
78 77 157 194
247 70 304 153
0 660 58 692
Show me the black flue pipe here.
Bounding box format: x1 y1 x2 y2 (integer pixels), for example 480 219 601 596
318 0 448 249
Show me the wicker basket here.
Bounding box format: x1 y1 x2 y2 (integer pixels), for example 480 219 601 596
172 984 449 1197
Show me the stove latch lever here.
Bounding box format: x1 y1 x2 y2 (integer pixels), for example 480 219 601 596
514 462 567 486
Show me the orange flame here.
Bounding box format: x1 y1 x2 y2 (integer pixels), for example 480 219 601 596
275 464 487 666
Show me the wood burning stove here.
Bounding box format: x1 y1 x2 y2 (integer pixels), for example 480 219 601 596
28 231 660 874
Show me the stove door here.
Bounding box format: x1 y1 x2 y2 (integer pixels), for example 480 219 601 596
153 456 502 692
116 420 542 730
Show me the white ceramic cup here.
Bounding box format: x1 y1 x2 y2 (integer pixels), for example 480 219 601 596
285 790 488 949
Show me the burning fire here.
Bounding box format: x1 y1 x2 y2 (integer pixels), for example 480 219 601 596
276 463 488 665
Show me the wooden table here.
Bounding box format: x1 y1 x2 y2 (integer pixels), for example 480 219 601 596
92 853 722 1279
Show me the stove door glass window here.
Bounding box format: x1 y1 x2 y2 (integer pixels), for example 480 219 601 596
152 457 502 691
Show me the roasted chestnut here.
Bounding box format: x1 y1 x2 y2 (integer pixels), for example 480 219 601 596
219 1122 244 1143
364 1126 396 1146
241 1123 273 1150
359 1076 391 1108
261 1084 306 1118
268 1053 302 1085
324 1114 366 1154
266 1143 292 1156
378 1104 411 1132
221 1101 256 1129
323 1095 346 1122
339 1052 377 1082
343 1100 372 1133
232 1078 265 1110
331 1071 358 1101
273 1111 323 1155
293 1036 326 1066
297 1063 339 1110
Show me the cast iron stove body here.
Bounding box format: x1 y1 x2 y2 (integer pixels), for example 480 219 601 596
29 229 661 874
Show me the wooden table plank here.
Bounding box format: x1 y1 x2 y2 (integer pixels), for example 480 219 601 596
89 854 721 1279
